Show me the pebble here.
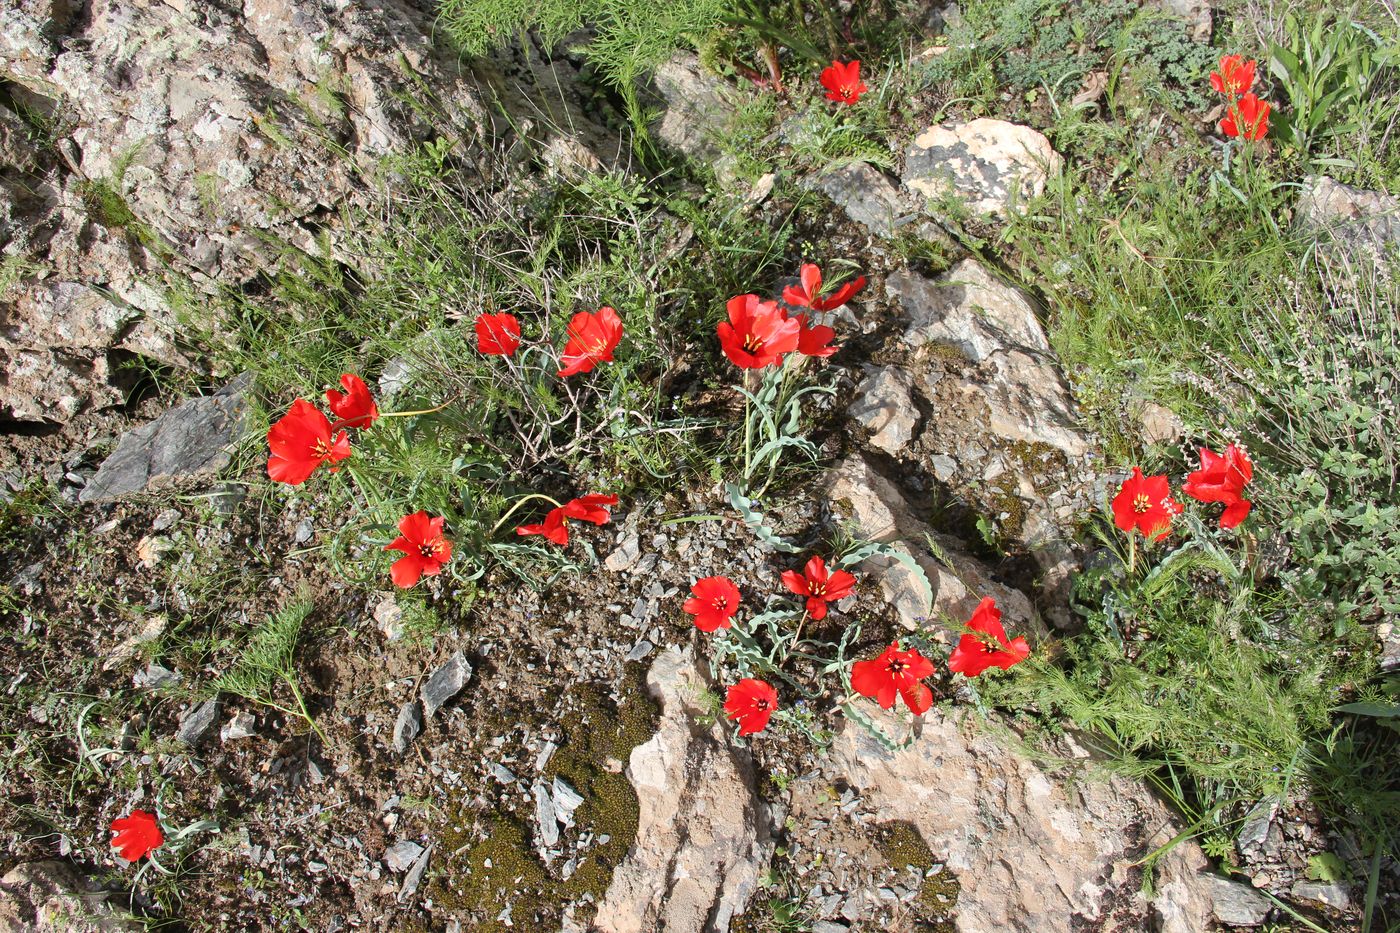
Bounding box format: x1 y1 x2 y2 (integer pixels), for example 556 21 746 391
397 844 432 902
384 840 424 872
221 710 257 741
534 781 560 847
420 652 472 719
176 697 220 746
625 639 654 662
392 702 422 753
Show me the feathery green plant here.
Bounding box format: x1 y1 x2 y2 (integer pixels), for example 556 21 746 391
213 598 323 743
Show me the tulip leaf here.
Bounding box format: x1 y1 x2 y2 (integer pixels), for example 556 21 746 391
838 541 934 617
842 699 915 751
1336 701 1400 719
727 482 800 553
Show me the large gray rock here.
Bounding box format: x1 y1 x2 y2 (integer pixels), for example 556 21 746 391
1200 874 1273 927
0 861 141 932
0 0 488 424
848 366 919 456
650 53 737 160
881 262 1097 622
828 708 1222 933
903 120 1061 217
809 162 910 238
594 648 770 933
80 374 252 503
825 455 1041 638
420 651 472 719
1297 175 1399 258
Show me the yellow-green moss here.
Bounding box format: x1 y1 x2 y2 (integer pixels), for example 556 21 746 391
427 662 660 929
875 821 960 930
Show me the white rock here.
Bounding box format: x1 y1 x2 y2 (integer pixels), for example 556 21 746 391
903 119 1062 217
594 649 770 933
830 707 1221 933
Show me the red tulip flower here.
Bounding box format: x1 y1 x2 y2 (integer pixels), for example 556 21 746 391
850 642 935 715
1111 467 1182 541
516 493 619 546
1220 93 1270 140
385 511 453 588
781 555 856 620
1210 55 1257 95
724 678 778 736
793 315 838 358
683 576 741 633
110 809 163 862
325 373 378 429
1183 444 1254 529
267 399 351 485
782 263 867 312
717 294 800 369
947 597 1030 678
476 313 522 357
558 307 624 377
820 60 868 105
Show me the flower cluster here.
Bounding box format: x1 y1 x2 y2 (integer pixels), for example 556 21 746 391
265 306 627 589
717 262 864 370
1113 444 1255 542
685 560 1030 737
1210 54 1271 141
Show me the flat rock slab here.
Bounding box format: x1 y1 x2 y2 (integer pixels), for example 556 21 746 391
176 697 220 746
0 861 142 932
903 119 1061 217
829 707 1221 933
594 648 770 933
420 651 471 719
80 373 253 503
392 701 422 754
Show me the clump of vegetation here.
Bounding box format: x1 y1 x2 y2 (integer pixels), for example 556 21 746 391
212 598 323 741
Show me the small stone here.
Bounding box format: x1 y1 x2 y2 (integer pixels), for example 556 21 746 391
812 922 849 933
625 640 654 663
392 702 422 754
1203 874 1273 927
552 777 584 826
135 535 175 569
152 509 181 531
176 698 219 746
384 840 424 872
374 595 405 642
220 710 257 742
534 781 560 847
1291 882 1349 910
293 518 314 544
605 535 641 573
134 663 180 690
397 844 431 902
536 741 557 771
420 652 471 719
490 763 517 784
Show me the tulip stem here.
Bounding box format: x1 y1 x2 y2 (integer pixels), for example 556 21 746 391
1127 532 1137 575
377 397 457 420
490 493 564 534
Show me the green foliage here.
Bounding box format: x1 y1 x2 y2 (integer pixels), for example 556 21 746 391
920 0 1214 116
1267 9 1400 166
185 133 789 586
213 598 323 741
437 0 731 126
982 515 1374 841
1233 250 1400 622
